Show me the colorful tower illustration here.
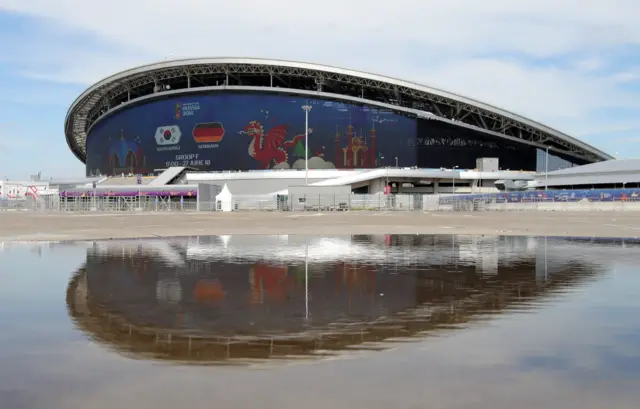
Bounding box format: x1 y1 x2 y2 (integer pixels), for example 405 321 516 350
335 125 341 169
353 132 368 168
340 116 370 168
334 115 380 169
359 128 368 167
108 129 147 175
344 119 354 168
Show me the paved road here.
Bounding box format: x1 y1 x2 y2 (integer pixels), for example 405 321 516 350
1 211 640 241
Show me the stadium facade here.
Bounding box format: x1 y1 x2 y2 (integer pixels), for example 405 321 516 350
65 58 612 177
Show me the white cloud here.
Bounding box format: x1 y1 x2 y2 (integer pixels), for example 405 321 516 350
271 156 335 170
2 0 640 58
410 59 637 122
292 157 335 170
272 162 291 170
609 68 640 83
574 58 606 72
1 0 640 156
573 123 640 138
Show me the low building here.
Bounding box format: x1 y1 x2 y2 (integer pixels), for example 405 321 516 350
534 159 640 190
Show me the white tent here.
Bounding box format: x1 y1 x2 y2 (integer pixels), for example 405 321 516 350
215 183 235 212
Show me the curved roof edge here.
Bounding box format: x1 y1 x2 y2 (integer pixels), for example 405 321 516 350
65 57 613 163
83 85 558 154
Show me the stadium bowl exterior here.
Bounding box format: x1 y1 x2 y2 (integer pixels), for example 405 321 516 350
65 58 613 176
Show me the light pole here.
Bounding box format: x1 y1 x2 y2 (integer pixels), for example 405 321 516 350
452 166 459 194
92 181 97 210
545 146 549 191
301 105 312 185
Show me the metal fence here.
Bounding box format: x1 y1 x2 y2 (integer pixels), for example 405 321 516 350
56 196 198 212
0 195 60 212
429 195 640 212
198 193 425 212
7 190 640 214
196 183 222 212
4 193 424 213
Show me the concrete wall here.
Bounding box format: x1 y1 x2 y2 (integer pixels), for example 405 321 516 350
187 172 518 196
288 185 351 197
101 176 154 186
200 178 296 195
368 178 387 194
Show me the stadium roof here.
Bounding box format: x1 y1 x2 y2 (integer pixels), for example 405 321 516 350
542 158 640 176
64 57 613 164
536 158 640 187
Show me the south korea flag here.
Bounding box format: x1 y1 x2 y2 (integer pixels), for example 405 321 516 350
155 126 181 145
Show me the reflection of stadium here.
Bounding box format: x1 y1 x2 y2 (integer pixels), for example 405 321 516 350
65 235 610 365
65 58 611 177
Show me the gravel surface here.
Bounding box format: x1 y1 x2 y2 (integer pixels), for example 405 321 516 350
1 211 639 241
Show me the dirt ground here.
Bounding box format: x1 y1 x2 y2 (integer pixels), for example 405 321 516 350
1 210 640 242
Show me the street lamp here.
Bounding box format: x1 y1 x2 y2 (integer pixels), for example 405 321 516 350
301 105 313 185
452 166 459 194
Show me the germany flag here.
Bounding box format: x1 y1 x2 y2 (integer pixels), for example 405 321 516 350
193 122 225 143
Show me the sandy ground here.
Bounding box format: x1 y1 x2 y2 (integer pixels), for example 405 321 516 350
1 211 640 241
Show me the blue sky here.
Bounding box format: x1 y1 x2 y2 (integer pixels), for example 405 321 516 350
1 0 640 179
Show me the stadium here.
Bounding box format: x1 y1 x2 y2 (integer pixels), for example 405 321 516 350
9 57 639 208
65 57 611 178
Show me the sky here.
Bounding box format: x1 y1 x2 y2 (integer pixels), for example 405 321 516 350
1 0 640 179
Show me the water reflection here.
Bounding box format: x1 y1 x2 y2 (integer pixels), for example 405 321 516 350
66 235 613 365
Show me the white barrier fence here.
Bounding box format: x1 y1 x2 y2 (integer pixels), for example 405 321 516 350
429 196 640 212
1 196 198 212
4 193 640 213
2 194 424 213
219 194 424 212
0 196 60 212
60 196 198 212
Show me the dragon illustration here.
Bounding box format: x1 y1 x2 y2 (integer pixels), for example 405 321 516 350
244 121 310 169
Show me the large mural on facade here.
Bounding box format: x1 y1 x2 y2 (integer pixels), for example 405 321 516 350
86 93 417 175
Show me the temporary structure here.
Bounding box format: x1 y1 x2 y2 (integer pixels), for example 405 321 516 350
215 183 235 212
